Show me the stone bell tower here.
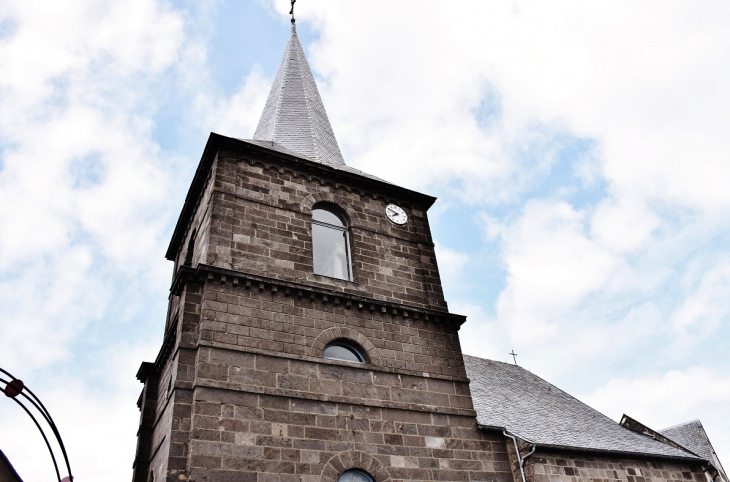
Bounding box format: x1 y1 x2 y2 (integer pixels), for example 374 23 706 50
131 25 514 482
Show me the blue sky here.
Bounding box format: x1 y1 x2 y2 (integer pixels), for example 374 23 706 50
1 1 729 480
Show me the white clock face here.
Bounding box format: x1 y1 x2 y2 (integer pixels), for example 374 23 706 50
385 204 408 225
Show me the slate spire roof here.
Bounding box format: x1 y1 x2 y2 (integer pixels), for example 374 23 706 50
252 25 346 166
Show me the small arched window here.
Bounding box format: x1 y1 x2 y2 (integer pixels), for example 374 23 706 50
323 340 367 364
312 205 352 281
338 469 374 482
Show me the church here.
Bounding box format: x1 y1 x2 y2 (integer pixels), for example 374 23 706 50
130 21 727 482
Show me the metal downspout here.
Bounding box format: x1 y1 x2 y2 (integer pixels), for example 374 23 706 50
504 430 537 482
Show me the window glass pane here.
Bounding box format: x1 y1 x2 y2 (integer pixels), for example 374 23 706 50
312 208 345 227
323 344 363 363
312 223 349 280
338 470 374 482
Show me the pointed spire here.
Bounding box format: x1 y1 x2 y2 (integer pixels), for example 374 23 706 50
252 26 346 166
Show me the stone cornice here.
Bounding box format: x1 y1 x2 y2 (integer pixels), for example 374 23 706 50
227 137 436 207
171 263 465 326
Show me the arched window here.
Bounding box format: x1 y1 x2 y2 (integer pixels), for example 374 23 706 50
312 205 352 281
323 340 367 364
338 469 374 482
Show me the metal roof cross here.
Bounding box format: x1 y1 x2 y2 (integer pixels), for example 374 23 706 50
509 350 518 365
289 0 296 25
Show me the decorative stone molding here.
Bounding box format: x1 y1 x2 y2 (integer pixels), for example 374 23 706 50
301 192 360 228
171 264 465 328
311 327 381 366
320 450 391 482
242 153 406 205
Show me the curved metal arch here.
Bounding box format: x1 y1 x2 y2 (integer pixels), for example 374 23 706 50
1 368 73 482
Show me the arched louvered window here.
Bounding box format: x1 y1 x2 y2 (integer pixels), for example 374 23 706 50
312 205 352 281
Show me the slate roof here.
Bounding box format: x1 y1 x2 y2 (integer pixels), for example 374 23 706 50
463 355 698 460
252 25 346 166
661 420 727 476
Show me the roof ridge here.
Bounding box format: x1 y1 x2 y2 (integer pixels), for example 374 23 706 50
659 419 703 432
291 27 318 162
463 353 519 368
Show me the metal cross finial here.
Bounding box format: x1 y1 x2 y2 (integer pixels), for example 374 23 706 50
289 0 296 25
509 350 518 365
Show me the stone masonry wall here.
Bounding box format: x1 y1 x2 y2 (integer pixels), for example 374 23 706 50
523 449 707 482
197 275 465 379
140 279 204 482
204 148 447 310
174 154 218 273
142 270 509 482
183 386 514 482
194 345 474 420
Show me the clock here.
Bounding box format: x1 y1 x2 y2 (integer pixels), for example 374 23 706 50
385 204 407 225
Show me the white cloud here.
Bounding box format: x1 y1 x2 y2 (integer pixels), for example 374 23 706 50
290 1 730 215
496 200 625 340
590 196 661 254
0 0 186 473
0 0 186 362
671 256 730 340
0 0 184 269
434 244 469 288
585 367 730 423
0 247 109 368
202 65 271 139
454 303 505 363
484 195 728 380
